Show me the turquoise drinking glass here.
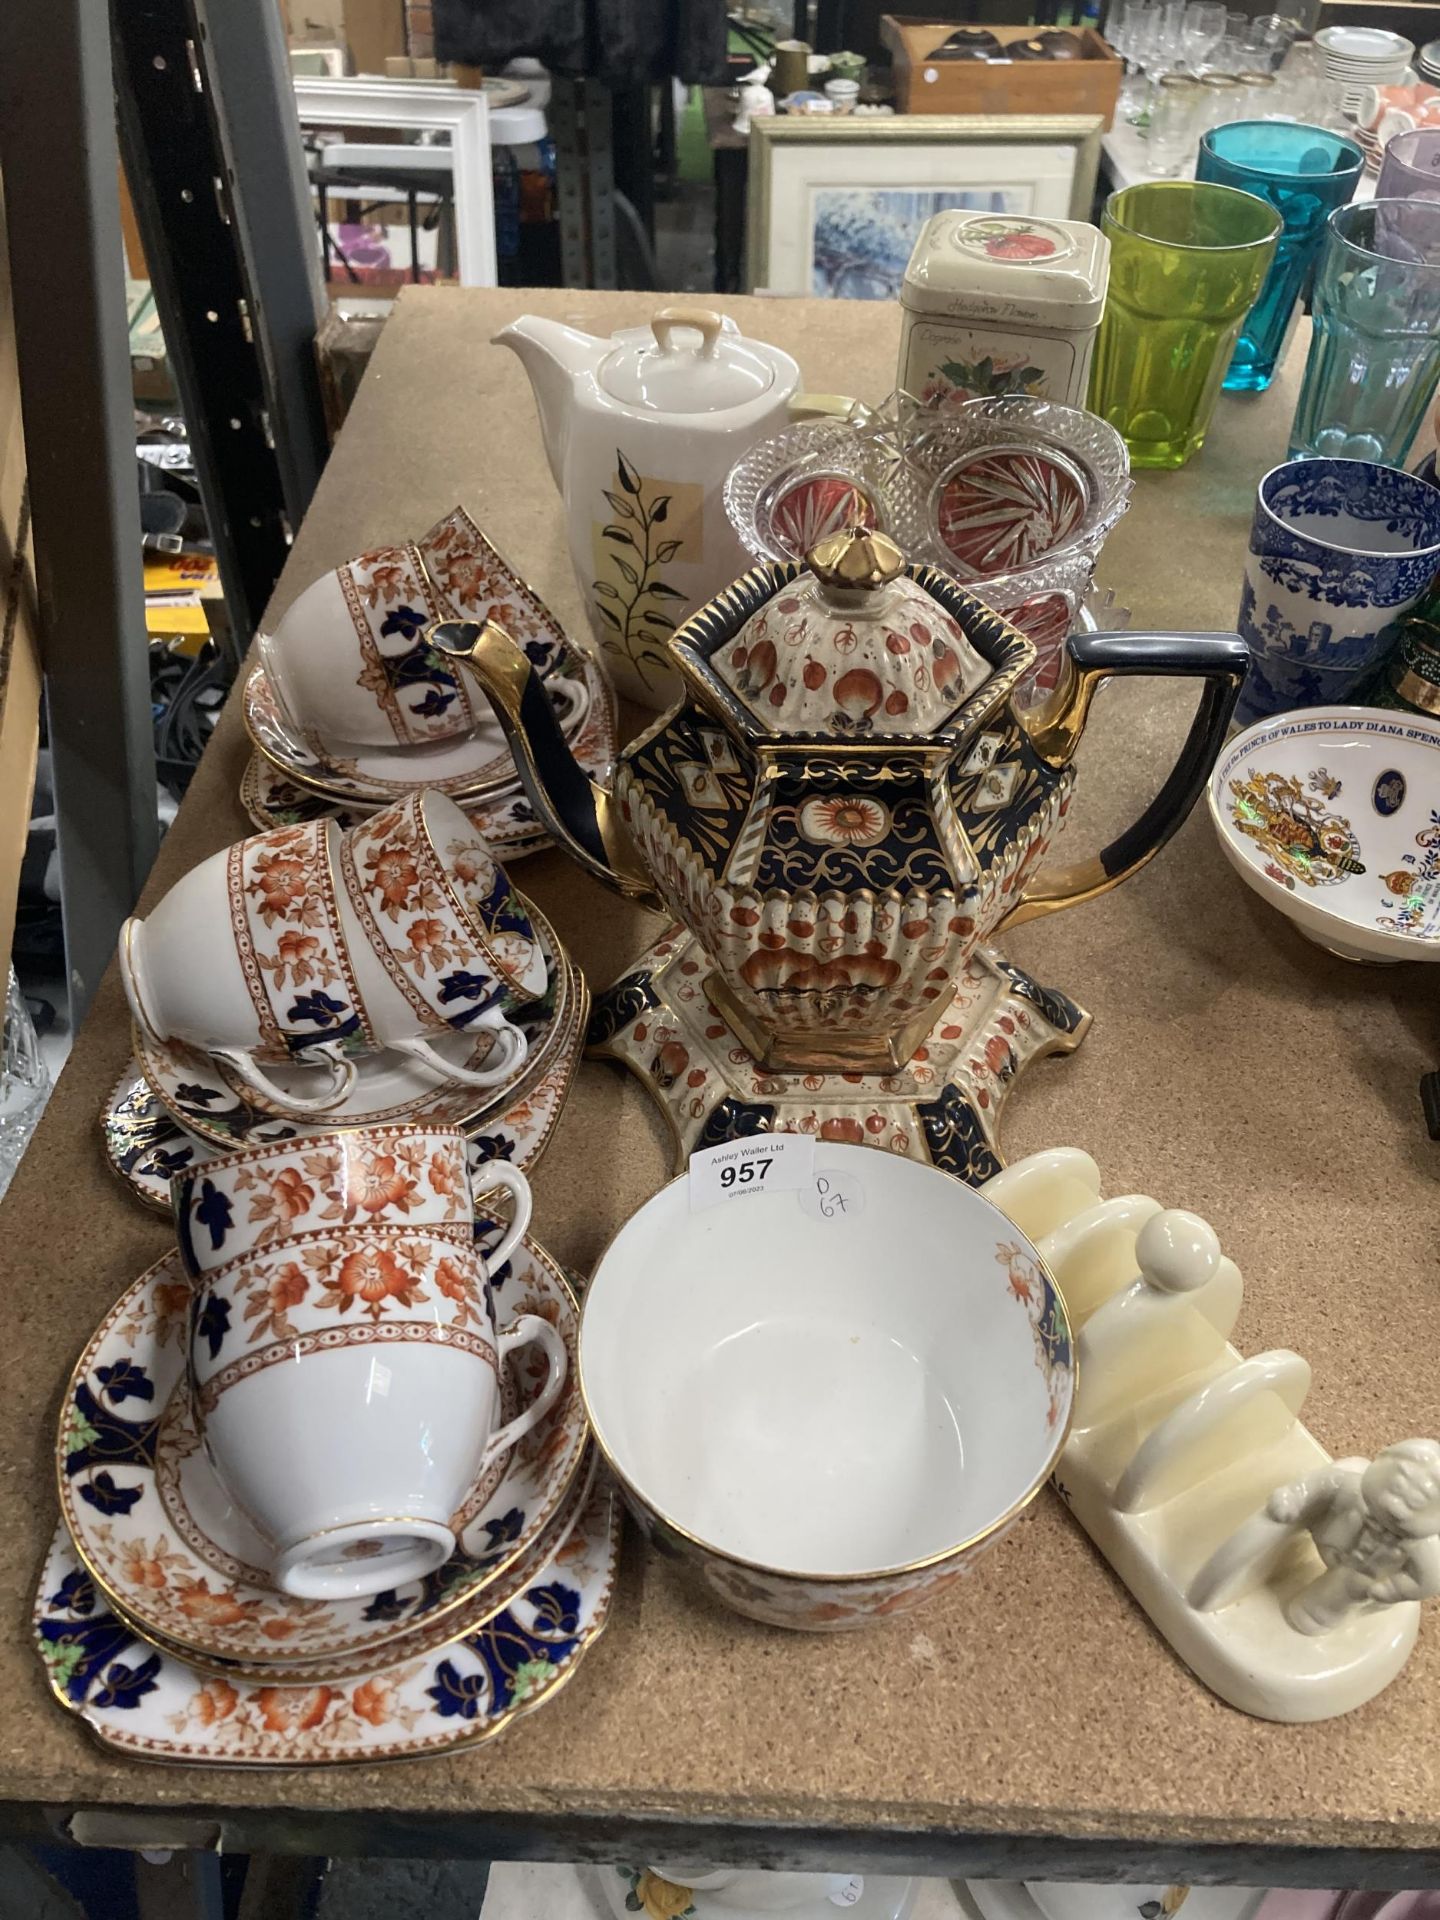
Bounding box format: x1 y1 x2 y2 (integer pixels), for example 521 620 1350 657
1196 121 1363 392
1088 181 1282 470
1289 198 1440 466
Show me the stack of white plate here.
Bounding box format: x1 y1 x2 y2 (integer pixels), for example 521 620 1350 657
1315 24 1414 115
1419 37 1440 84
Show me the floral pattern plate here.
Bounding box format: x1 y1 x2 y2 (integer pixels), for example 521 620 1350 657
104 994 582 1214
35 1474 618 1766
240 754 553 862
244 650 615 807
57 1237 590 1668
110 1448 600 1687
131 908 582 1146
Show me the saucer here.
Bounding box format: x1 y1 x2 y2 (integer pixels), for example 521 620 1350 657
587 925 1089 1182
1315 24 1412 61
132 908 583 1146
103 996 583 1211
36 1472 618 1766
244 648 614 806
111 1447 599 1686
417 505 576 681
240 754 553 862
247 659 518 795
57 1237 589 1668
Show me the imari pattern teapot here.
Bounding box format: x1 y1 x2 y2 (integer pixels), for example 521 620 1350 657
434 527 1246 1072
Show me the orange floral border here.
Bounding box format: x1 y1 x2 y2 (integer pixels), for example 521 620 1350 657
195 1317 498 1420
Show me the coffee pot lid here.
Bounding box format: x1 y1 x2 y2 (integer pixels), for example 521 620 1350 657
708 525 992 736
598 308 780 416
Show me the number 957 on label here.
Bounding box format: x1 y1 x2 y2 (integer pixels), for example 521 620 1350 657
688 1132 815 1211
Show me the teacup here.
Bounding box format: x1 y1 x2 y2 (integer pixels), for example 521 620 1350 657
259 538 589 756
120 820 372 1115
346 789 544 1001
120 816 531 1109
336 792 545 1096
1235 457 1440 724
170 1124 492 1263
643 1869 850 1910
259 542 476 752
1359 84 1436 131
1025 1886 1265 1920
173 1132 565 1599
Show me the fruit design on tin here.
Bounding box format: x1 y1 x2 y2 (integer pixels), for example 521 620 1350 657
928 355 1048 406
959 217 1063 262
986 227 1058 260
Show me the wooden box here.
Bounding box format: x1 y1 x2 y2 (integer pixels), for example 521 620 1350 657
881 17 1123 128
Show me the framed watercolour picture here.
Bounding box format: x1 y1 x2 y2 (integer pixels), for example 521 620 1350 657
746 115 1104 299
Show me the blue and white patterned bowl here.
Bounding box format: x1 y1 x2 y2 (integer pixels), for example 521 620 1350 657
1236 458 1440 725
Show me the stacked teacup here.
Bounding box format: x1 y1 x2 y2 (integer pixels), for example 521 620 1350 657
171 1132 564 1598
43 1111 609 1761
120 791 550 1119
241 509 612 862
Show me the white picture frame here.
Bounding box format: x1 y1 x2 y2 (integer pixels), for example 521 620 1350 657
747 115 1104 298
292 77 496 287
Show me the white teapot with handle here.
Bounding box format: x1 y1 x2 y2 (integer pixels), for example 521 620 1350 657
494 306 800 708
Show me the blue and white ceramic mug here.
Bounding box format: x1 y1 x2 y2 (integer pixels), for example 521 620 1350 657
1236 458 1440 724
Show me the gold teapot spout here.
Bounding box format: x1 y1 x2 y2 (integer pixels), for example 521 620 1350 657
427 619 661 909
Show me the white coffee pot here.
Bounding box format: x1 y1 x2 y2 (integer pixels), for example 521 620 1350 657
493 306 799 709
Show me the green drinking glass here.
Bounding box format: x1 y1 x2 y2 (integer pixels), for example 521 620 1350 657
1089 181 1283 470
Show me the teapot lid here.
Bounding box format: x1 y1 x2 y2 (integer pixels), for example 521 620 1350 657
598 308 778 415
708 525 993 737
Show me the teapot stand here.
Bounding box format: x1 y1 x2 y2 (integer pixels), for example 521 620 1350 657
585 924 1090 1183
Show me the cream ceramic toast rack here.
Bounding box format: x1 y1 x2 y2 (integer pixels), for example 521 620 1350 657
979 1148 1440 1723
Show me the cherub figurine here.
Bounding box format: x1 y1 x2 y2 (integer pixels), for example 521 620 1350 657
1266 1439 1440 1635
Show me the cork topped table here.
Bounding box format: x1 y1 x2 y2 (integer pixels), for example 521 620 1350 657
2 289 1437 1878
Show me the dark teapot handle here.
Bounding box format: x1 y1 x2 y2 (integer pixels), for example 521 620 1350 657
426 618 661 907
999 629 1250 932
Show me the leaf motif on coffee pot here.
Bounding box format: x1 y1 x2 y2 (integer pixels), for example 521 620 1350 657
590 453 697 695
